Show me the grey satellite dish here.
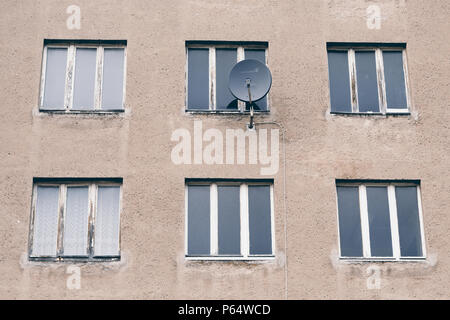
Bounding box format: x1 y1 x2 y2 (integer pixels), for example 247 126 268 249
228 59 272 129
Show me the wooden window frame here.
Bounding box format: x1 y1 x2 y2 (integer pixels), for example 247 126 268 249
185 42 269 113
335 180 426 262
28 179 122 262
185 180 275 261
327 45 411 115
39 42 127 113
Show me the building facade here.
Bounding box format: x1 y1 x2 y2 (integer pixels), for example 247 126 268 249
0 0 449 299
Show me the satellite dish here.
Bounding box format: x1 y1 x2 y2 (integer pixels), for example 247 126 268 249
228 59 272 102
228 59 272 129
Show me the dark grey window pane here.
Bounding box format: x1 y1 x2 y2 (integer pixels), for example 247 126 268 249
187 48 209 109
63 186 89 256
355 51 380 112
366 187 393 257
327 50 352 113
216 49 238 110
72 48 97 110
245 49 267 111
94 186 120 256
248 185 272 255
245 49 265 63
102 48 125 110
337 186 363 257
395 186 423 257
218 186 240 255
43 48 67 109
32 186 60 256
383 51 407 109
187 185 210 255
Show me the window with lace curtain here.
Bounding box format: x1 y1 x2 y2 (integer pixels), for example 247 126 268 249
28 178 122 262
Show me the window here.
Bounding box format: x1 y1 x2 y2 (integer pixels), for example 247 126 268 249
29 179 122 261
185 180 274 260
40 40 126 112
336 180 426 261
186 41 269 112
327 43 410 114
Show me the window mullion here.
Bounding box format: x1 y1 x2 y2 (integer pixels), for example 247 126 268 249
375 48 387 114
94 46 104 110
65 45 76 111
348 49 358 113
210 183 218 255
359 185 371 258
87 183 96 257
56 184 66 258
209 47 216 110
388 185 401 259
237 47 245 112
240 184 249 257
237 46 245 62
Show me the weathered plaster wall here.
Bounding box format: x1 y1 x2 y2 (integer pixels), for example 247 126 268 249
0 0 449 299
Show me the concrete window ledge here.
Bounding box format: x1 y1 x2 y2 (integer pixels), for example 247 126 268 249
330 112 411 117
32 107 132 118
330 249 438 275
185 256 276 263
180 252 286 269
19 252 128 272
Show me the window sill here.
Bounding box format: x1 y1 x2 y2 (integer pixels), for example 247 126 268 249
28 256 121 263
39 109 125 114
339 257 426 263
330 111 411 117
185 109 270 115
185 255 275 261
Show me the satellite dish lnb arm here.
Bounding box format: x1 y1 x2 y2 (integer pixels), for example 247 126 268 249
246 79 254 129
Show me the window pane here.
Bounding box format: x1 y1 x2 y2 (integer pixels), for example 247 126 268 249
63 187 89 256
72 48 97 110
187 48 209 109
216 49 238 110
94 186 120 256
245 49 265 63
248 185 272 255
355 51 380 112
327 50 352 113
218 186 240 255
187 185 210 255
102 48 125 109
395 186 423 257
32 186 60 256
245 49 267 111
43 48 67 109
337 186 363 257
366 187 393 257
383 51 407 109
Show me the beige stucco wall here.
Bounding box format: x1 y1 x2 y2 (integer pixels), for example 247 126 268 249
0 0 449 299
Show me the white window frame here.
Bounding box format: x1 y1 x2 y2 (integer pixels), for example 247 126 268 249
185 43 269 112
327 45 411 115
28 180 122 262
335 181 426 262
185 181 275 261
39 42 127 112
